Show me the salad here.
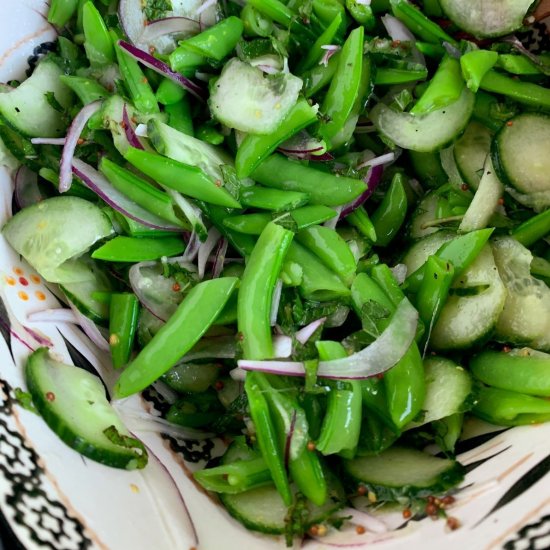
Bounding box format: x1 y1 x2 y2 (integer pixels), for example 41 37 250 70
1 0 550 544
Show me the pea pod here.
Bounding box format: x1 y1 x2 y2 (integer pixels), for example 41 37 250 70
245 372 292 505
238 222 293 359
177 16 243 61
91 236 185 262
471 350 550 397
194 457 272 494
124 148 241 209
371 173 408 246
390 0 456 44
236 99 319 179
473 386 550 426
114 277 238 397
296 13 343 73
114 40 159 115
240 187 310 212
82 1 114 67
302 53 341 98
48 0 78 27
512 208 550 247
319 27 365 147
296 225 357 286
59 76 109 105
165 97 194 136
316 341 362 455
411 57 464 115
255 373 327 506
351 273 425 428
415 256 455 328
480 70 550 110
156 79 186 105
252 154 366 207
285 242 350 301
99 157 183 226
109 293 139 369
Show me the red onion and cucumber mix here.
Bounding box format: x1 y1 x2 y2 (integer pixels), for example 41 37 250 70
1 0 550 543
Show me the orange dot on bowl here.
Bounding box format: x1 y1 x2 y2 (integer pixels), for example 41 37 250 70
18 291 29 301
5 276 15 286
30 274 41 284
13 267 23 276
35 291 46 301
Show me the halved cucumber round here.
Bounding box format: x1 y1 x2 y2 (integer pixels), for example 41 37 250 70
220 477 345 535
409 192 445 240
492 113 550 211
61 260 113 323
343 447 464 502
454 121 492 190
369 87 475 152
439 0 535 38
26 348 147 469
493 237 550 351
0 60 72 137
406 357 473 430
458 156 503 233
430 244 506 350
3 196 113 284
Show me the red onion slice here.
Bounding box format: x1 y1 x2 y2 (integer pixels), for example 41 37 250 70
278 131 331 162
381 14 426 66
30 137 66 145
139 16 200 44
118 40 207 101
66 299 110 352
211 238 228 279
320 45 341 66
122 104 145 150
72 159 182 231
270 279 283 326
14 165 43 208
27 308 78 324
295 317 326 345
59 100 102 193
197 227 221 279
356 151 396 171
273 335 292 358
180 229 201 262
238 298 417 379
340 164 384 218
196 0 217 16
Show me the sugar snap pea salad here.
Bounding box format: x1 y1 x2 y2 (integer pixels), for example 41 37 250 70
2 0 550 542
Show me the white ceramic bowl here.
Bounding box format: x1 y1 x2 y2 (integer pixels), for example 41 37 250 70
0 2 548 549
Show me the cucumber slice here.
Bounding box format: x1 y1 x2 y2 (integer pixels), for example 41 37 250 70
26 348 147 469
406 357 472 430
61 260 112 323
3 197 113 284
402 230 454 274
209 58 303 135
458 156 503 233
493 238 550 351
0 60 72 137
409 192 443 240
430 244 506 350
454 121 492 190
439 0 535 38
492 113 550 212
343 447 464 501
220 477 345 535
369 87 475 152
